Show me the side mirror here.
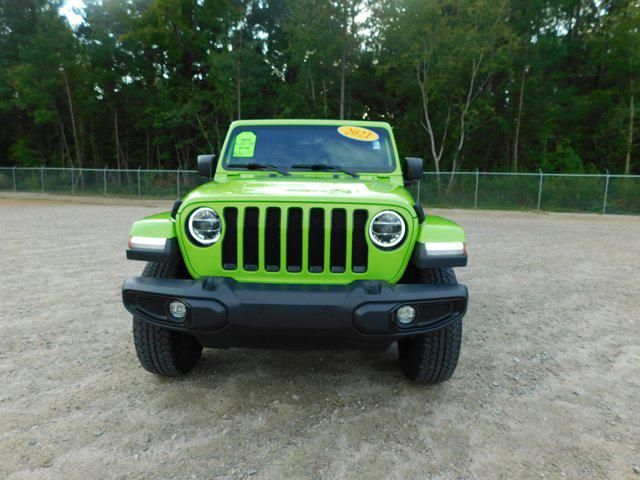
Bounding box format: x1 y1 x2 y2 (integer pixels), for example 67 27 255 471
404 157 424 182
197 154 216 179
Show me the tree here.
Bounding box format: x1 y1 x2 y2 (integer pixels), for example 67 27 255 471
380 0 513 174
0 0 639 174
282 0 365 119
4 0 88 167
606 1 640 174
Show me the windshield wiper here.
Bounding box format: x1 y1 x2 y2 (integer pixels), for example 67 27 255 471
290 163 359 178
228 162 290 176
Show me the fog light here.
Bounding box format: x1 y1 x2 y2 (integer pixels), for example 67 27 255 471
169 300 187 320
396 305 416 327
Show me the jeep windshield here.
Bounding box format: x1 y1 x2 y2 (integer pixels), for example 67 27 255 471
223 125 395 174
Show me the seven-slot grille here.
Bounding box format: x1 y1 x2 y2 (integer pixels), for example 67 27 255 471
221 206 368 274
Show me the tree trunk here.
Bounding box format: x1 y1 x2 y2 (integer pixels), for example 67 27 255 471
55 107 70 168
123 134 129 169
416 60 452 176
175 143 182 170
339 47 346 120
114 108 121 170
309 67 316 106
416 62 444 175
236 60 242 120
63 69 81 167
235 30 243 120
90 121 100 168
146 130 151 169
625 90 635 175
513 66 527 172
447 55 484 190
214 118 221 152
322 78 328 118
196 113 214 153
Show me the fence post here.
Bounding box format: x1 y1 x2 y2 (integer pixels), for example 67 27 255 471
474 168 479 209
12 166 17 192
137 167 141 197
537 169 543 210
176 169 180 197
41 166 44 193
71 166 75 194
602 170 610 214
103 167 108 195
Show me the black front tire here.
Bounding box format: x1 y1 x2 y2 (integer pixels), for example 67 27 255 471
397 267 463 384
132 262 203 376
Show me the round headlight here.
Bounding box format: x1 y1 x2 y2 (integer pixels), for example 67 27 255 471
369 210 406 249
188 207 222 245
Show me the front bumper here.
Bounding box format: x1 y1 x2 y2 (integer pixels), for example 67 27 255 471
122 277 468 351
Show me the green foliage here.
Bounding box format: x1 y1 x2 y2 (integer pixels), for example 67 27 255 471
0 0 638 173
9 137 42 166
541 140 584 173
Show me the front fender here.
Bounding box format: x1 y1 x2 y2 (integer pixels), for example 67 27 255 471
127 212 181 263
129 212 176 238
412 215 467 268
416 215 466 244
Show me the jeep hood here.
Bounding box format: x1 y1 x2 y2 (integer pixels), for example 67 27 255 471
181 177 416 211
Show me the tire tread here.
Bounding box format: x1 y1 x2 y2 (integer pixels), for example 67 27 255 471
398 267 463 384
132 262 202 377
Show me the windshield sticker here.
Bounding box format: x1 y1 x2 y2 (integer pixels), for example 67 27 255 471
372 141 381 150
232 131 257 157
337 126 380 142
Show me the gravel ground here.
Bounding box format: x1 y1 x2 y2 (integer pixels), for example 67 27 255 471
0 193 639 480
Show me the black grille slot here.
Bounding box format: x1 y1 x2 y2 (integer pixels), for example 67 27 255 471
265 207 281 272
222 207 238 270
352 210 368 273
243 207 259 271
330 209 346 273
308 208 325 272
286 208 303 272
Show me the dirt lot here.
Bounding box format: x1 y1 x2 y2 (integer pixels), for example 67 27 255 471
0 193 638 480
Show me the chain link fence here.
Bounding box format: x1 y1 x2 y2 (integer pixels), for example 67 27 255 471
1 167 639 215
0 167 201 199
417 171 640 215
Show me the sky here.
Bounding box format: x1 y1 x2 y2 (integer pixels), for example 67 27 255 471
60 1 373 29
60 0 85 27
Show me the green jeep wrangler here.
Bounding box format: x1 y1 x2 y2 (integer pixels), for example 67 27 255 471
122 120 468 384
